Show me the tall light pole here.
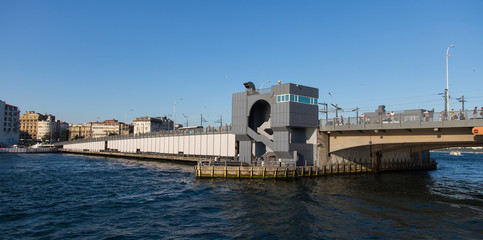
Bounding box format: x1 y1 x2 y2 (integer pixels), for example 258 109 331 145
174 98 183 130
124 109 133 124
260 80 270 91
446 45 455 113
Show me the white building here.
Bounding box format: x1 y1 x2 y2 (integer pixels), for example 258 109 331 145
37 115 55 141
92 120 122 138
133 117 173 135
0 100 20 146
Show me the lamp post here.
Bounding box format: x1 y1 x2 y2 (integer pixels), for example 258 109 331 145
124 109 133 124
446 45 455 113
260 80 270 91
173 98 183 130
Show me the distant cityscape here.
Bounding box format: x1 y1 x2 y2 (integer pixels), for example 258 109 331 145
0 99 178 147
2 98 482 148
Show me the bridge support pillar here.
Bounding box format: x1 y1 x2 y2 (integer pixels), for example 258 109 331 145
317 132 330 167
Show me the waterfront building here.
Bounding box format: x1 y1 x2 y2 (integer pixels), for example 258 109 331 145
92 120 121 138
19 111 51 141
37 115 56 141
133 116 173 135
68 120 132 140
69 123 93 140
120 122 133 136
37 117 70 142
0 100 20 146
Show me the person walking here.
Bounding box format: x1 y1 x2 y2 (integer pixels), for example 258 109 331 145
474 107 478 119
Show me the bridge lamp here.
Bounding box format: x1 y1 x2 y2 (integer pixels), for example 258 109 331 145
174 98 183 130
260 80 270 90
446 45 455 112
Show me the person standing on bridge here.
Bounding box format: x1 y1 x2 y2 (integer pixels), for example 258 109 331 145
451 109 455 120
474 107 478 119
424 111 430 121
442 110 447 121
480 107 483 119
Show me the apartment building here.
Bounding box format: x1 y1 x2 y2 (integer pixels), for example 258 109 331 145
69 120 132 140
37 115 56 140
0 100 20 146
133 116 173 134
37 116 70 142
19 111 50 140
92 120 121 138
69 123 93 140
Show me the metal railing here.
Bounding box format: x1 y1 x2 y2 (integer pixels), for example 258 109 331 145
0 147 57 153
319 109 483 127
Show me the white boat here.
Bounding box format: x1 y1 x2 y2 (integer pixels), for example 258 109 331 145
449 151 462 156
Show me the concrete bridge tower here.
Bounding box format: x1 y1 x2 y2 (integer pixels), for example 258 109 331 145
232 82 319 166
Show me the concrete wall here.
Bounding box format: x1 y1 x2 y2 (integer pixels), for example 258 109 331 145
62 133 236 157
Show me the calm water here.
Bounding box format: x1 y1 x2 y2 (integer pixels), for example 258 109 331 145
1 152 482 239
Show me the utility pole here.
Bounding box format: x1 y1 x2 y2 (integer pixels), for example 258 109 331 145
331 104 341 118
214 115 223 127
457 95 466 119
318 102 329 123
200 114 208 127
443 90 448 116
353 107 359 123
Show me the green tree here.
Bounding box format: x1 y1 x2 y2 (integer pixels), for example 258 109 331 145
61 129 70 141
43 134 51 142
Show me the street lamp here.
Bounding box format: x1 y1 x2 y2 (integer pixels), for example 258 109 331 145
124 109 133 124
446 44 455 113
182 114 189 127
260 80 270 90
174 98 183 130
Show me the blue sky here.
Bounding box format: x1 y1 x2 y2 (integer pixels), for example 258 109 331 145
1 0 482 125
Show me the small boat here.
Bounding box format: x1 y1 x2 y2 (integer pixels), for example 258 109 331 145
449 151 462 156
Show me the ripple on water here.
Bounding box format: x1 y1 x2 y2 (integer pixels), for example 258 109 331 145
0 153 482 239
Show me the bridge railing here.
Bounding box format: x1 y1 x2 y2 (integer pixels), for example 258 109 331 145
319 109 482 127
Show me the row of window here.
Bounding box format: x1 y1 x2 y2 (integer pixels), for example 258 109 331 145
4 106 18 111
276 94 318 105
4 112 18 116
3 128 18 133
4 117 18 121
